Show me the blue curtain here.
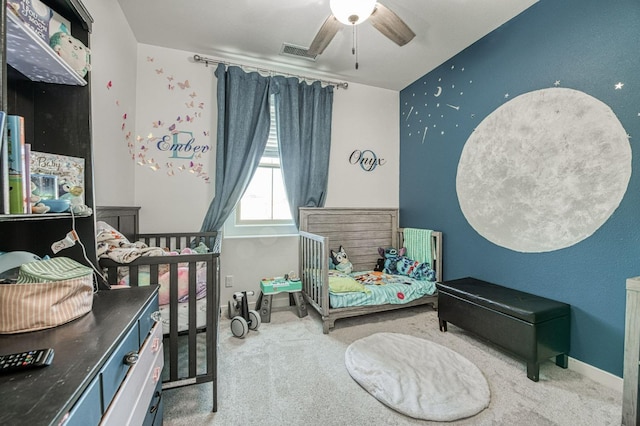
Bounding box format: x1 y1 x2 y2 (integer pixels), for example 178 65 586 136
271 76 334 228
200 64 271 233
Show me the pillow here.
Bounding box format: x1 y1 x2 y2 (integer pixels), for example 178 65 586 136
328 271 369 293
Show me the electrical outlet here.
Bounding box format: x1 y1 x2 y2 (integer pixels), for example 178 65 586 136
225 275 233 288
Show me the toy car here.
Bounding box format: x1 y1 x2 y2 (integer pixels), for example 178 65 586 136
228 291 261 338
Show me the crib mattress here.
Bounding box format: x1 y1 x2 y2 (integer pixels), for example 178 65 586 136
329 271 436 308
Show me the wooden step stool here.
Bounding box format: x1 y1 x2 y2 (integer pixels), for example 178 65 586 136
256 278 308 323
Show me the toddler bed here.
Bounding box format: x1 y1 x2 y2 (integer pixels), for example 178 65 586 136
96 206 220 412
299 208 442 334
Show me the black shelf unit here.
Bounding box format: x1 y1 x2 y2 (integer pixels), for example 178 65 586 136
0 0 100 283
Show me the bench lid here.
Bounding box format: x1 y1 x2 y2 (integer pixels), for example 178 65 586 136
436 277 570 324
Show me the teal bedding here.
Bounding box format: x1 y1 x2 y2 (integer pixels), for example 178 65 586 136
329 271 437 309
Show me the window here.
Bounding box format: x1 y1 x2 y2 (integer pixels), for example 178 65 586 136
224 98 296 237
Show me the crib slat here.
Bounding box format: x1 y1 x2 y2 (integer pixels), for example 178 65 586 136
188 260 197 379
168 263 179 382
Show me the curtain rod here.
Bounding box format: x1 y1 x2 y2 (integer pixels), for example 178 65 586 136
192 54 349 90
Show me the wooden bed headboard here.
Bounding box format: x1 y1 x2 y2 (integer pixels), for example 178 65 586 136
95 206 140 242
299 208 399 272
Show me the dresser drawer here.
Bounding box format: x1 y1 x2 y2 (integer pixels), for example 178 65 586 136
138 296 159 346
63 374 102 426
143 380 164 426
100 320 139 409
56 289 160 426
101 320 164 426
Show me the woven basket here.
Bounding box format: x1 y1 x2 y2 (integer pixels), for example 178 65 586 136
0 258 94 334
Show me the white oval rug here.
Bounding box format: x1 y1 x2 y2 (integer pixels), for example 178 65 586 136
345 332 490 421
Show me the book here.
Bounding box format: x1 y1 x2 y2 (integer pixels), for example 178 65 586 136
29 152 85 206
7 0 52 44
23 143 31 214
6 0 71 44
0 111 8 214
6 115 25 214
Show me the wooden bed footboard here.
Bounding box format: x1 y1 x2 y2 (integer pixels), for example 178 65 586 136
298 207 443 334
299 231 330 319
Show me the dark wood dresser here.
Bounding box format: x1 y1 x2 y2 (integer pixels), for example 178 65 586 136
0 286 163 425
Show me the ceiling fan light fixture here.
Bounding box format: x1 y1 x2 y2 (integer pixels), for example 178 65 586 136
330 0 377 25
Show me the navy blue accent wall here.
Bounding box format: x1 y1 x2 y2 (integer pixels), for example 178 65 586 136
399 0 640 377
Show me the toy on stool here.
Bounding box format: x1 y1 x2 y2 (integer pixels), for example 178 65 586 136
229 291 261 338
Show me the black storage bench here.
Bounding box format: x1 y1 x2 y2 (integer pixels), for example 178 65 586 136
436 277 570 382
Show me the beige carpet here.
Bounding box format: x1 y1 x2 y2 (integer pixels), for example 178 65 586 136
163 305 622 425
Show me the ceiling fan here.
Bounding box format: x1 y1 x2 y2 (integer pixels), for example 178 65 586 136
307 0 416 57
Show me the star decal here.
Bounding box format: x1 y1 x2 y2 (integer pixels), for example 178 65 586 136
615 82 624 90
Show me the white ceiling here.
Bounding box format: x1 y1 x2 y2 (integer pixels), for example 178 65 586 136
117 0 537 91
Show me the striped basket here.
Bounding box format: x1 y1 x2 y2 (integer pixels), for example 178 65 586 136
0 258 94 334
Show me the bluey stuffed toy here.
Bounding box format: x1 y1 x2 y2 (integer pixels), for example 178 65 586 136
330 246 353 274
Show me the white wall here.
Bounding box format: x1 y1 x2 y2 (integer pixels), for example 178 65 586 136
133 44 215 232
87 2 400 307
84 0 138 206
326 82 399 207
127 45 400 306
220 83 399 306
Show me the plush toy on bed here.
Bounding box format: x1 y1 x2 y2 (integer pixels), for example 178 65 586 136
373 258 385 272
330 246 353 274
396 257 436 281
378 247 406 275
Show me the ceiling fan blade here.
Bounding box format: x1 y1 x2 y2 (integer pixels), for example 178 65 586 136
369 3 416 47
308 15 341 56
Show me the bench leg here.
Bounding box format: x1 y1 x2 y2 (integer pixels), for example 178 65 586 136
556 353 568 369
527 362 540 382
439 319 447 332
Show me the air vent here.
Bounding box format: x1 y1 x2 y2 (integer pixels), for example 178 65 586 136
280 43 317 61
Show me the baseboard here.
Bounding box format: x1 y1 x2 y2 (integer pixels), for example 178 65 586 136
568 356 622 393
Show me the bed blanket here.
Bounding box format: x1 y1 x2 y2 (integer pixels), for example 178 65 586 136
96 221 165 262
329 270 436 308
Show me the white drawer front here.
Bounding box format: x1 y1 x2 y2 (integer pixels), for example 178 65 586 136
101 321 163 426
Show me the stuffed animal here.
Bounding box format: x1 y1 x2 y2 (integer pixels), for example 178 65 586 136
31 202 50 214
373 258 385 272
396 257 436 281
193 242 210 254
330 246 353 274
378 247 406 275
58 178 83 201
50 31 91 77
29 181 50 214
58 178 92 214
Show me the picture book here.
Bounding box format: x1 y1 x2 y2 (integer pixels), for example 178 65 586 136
7 0 51 43
29 151 85 206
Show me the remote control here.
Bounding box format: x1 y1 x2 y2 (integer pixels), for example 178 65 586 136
0 348 54 374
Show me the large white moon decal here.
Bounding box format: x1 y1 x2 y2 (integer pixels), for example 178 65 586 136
456 88 631 253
